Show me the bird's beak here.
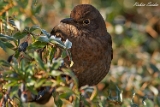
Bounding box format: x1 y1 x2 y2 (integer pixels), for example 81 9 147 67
60 18 75 25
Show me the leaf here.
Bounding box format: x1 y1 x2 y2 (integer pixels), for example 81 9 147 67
149 63 159 72
0 60 11 67
35 79 46 88
9 19 16 27
41 29 50 37
64 39 72 49
61 50 67 58
50 36 65 48
51 58 63 70
3 80 18 88
56 87 71 93
55 98 62 107
0 33 15 40
13 32 28 39
9 86 19 98
20 59 26 72
144 99 154 107
38 36 49 43
30 25 40 32
3 42 15 49
34 52 45 70
49 47 56 62
155 96 160 106
35 4 42 13
50 35 61 41
27 86 38 95
59 92 73 99
24 27 30 32
0 40 7 51
14 50 20 58
51 70 62 76
28 41 47 49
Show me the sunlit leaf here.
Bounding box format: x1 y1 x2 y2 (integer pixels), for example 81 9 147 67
59 92 73 99
64 39 72 49
38 36 49 43
50 36 65 48
51 70 62 76
41 29 50 37
28 41 47 49
35 79 46 88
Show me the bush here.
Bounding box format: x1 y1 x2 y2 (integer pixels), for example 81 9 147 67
0 0 160 107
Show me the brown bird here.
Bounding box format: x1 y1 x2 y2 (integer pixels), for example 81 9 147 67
51 4 113 87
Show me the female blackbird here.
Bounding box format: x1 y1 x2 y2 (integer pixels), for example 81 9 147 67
51 4 113 87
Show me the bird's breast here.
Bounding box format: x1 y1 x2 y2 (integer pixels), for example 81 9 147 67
69 34 106 72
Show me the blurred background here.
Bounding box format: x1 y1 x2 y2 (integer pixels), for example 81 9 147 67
0 0 160 106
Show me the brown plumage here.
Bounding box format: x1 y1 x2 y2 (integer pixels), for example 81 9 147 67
51 4 113 87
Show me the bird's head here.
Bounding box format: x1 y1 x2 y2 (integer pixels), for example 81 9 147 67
61 4 106 33
51 4 107 39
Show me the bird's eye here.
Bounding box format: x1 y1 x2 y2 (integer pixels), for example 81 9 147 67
83 19 90 25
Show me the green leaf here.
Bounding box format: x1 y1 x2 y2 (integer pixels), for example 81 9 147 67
61 50 67 58
130 103 138 107
24 27 30 32
33 52 45 70
28 41 47 49
13 32 28 39
55 98 62 107
3 42 15 49
0 40 7 51
49 47 56 62
15 50 20 58
3 81 18 88
73 96 80 107
9 86 19 98
27 86 38 95
34 4 42 13
143 99 154 107
20 59 26 72
41 29 50 37
155 96 160 106
51 58 63 70
30 25 40 32
59 91 73 99
0 60 11 67
0 34 15 40
35 78 46 88
38 36 49 43
43 81 53 86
